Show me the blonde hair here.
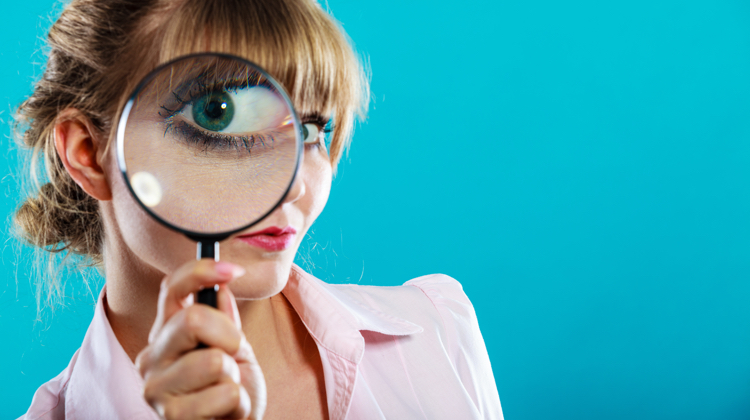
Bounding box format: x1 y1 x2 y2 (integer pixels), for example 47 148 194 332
14 0 369 308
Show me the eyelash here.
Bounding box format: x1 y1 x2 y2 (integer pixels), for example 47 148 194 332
302 114 334 148
164 119 274 153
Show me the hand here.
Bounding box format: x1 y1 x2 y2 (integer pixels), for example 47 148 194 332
135 260 267 420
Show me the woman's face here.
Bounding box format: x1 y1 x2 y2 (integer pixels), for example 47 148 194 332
103 112 332 299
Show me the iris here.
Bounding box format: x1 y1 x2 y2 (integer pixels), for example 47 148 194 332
192 91 235 131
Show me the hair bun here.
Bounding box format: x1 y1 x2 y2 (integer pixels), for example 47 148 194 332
15 181 102 259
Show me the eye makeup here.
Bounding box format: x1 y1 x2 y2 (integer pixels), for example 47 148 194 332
163 118 275 154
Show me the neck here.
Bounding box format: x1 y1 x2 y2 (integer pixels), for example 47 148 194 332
237 293 318 373
101 226 163 361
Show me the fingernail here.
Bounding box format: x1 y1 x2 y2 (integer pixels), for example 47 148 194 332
215 262 246 278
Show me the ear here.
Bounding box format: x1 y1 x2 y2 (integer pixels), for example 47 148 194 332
54 109 113 201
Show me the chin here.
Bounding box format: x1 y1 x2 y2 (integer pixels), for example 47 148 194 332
226 250 296 300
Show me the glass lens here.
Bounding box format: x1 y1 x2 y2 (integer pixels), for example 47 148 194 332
117 54 301 235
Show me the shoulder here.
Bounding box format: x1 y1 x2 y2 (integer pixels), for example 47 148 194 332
20 349 79 420
333 273 466 301
327 273 480 349
330 273 473 323
404 274 480 345
325 274 504 419
404 273 474 314
328 272 464 302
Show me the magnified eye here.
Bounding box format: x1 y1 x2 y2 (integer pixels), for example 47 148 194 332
164 85 293 154
192 91 234 131
302 123 321 145
182 87 286 134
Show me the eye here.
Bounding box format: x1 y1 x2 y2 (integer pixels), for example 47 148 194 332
164 85 297 154
192 91 234 131
302 123 322 145
182 87 288 134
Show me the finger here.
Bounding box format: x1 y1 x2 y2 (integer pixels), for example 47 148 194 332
135 346 153 378
143 348 240 399
234 337 267 420
150 260 244 343
158 382 251 420
163 260 244 322
149 304 242 367
218 284 242 330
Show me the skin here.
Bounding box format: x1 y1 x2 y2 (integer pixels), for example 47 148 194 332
54 108 332 420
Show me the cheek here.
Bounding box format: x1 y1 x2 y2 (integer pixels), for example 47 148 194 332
106 155 195 274
302 149 332 225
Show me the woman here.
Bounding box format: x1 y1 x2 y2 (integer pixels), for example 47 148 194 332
16 0 503 419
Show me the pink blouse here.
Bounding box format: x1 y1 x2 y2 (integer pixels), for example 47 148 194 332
21 265 503 419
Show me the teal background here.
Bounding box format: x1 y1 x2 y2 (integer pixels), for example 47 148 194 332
2 0 750 418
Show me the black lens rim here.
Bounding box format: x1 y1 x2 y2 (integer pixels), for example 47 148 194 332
115 52 304 242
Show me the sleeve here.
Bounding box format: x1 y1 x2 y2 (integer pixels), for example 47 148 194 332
405 274 504 420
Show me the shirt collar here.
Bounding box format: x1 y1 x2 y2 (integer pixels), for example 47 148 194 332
282 264 423 364
66 265 423 419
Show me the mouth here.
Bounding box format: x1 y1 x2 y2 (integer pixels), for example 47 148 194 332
235 226 297 252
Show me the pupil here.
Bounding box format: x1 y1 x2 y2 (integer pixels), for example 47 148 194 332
192 91 234 132
204 100 225 119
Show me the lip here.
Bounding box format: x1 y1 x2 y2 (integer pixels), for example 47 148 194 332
236 226 297 252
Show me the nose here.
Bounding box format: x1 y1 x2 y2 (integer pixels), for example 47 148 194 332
282 166 305 205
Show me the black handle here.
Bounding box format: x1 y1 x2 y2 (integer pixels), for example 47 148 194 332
196 240 219 349
196 240 219 308
197 285 218 307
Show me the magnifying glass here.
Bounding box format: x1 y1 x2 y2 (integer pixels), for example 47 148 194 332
116 53 302 308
